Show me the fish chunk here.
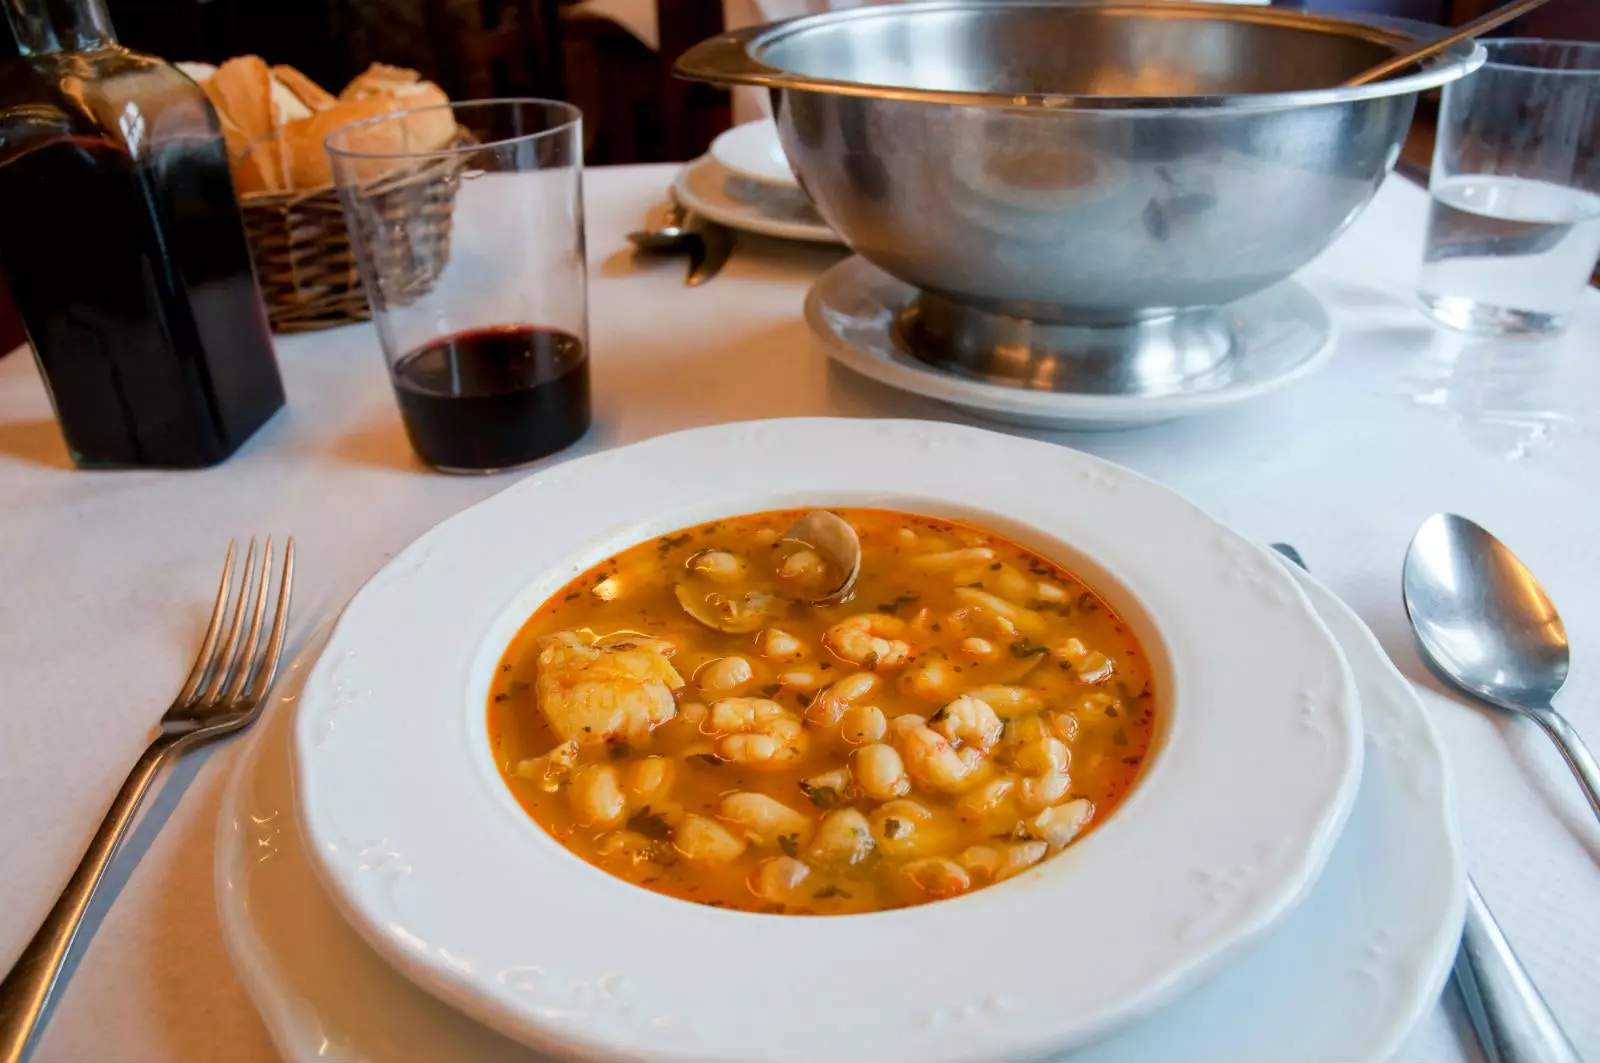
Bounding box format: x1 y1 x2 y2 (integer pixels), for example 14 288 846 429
535 631 684 746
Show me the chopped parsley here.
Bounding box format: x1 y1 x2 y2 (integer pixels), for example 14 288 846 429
626 807 672 840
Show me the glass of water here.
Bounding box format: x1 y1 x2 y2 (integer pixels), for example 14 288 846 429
1419 40 1600 338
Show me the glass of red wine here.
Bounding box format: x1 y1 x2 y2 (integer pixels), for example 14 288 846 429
327 99 589 473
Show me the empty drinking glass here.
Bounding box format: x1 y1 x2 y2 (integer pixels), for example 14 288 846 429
327 99 590 472
1419 40 1600 338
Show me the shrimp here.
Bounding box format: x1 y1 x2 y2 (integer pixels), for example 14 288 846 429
929 695 1003 752
1050 637 1116 684
823 613 912 670
707 697 808 769
534 631 683 747
899 858 972 899
511 738 579 793
897 724 989 794
804 671 879 726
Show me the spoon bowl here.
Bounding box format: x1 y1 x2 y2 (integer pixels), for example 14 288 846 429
1403 512 1598 820
1403 513 1569 710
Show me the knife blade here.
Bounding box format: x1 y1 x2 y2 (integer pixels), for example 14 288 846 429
686 219 734 287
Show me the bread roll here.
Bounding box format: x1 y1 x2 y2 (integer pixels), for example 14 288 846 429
340 63 422 100
207 56 275 143
392 81 455 153
273 65 338 112
280 95 401 190
338 63 455 155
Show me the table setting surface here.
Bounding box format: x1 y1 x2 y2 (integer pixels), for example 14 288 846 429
1 162 1598 1063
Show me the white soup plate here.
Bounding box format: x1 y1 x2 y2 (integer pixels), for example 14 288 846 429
220 563 1462 1063
289 418 1362 1063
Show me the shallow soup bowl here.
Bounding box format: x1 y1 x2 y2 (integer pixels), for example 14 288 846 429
292 418 1361 1063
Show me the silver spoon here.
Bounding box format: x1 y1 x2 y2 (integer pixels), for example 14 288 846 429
1403 513 1600 821
626 201 697 254
1272 543 1582 1063
1343 0 1555 87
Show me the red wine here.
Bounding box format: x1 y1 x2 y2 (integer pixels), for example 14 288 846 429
0 132 284 467
392 324 590 472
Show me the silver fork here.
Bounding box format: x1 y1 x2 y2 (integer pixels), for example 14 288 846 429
0 538 294 1063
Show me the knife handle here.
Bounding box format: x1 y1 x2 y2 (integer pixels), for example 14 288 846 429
1454 878 1582 1063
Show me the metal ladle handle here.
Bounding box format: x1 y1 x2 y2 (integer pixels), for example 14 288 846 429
1343 0 1555 87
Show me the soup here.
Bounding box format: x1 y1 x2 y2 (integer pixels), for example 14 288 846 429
489 508 1156 915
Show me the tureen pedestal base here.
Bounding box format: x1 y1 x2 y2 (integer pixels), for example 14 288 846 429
896 292 1238 397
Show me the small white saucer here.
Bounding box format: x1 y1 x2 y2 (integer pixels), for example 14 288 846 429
672 154 839 244
807 256 1336 430
215 567 1462 1063
709 118 798 189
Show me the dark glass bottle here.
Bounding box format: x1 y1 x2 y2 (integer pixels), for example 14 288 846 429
0 0 284 468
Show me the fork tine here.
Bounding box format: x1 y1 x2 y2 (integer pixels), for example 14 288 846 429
201 538 257 706
172 541 237 707
244 538 294 706
221 536 275 705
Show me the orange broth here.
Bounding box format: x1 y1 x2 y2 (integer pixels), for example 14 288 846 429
488 508 1155 915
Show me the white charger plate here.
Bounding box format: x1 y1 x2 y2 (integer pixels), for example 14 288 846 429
809 256 1336 430
709 119 798 189
287 419 1361 1063
672 154 839 244
219 561 1462 1063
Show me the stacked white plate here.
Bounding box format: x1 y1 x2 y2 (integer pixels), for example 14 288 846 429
673 120 840 244
217 419 1464 1063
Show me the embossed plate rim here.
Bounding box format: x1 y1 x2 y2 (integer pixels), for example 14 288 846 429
290 418 1361 1063
219 564 1461 1063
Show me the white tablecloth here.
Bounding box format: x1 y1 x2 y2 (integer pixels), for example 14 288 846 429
1 164 1597 1063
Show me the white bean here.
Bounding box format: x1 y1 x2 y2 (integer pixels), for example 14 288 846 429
965 684 1047 718
749 856 811 903
838 704 887 745
675 814 746 866
625 756 675 803
760 628 805 661
909 547 995 570
806 808 875 868
900 657 958 701
778 668 825 693
958 637 995 659
569 764 625 827
699 655 755 696
718 792 813 848
687 549 745 583
852 742 911 800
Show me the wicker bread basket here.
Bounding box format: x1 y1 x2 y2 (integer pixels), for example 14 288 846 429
239 130 471 334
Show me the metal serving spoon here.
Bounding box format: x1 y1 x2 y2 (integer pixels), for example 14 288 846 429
1271 542 1582 1063
1343 0 1555 87
1403 513 1600 821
